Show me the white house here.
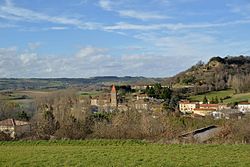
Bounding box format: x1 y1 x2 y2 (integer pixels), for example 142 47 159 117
238 102 250 113
179 100 199 114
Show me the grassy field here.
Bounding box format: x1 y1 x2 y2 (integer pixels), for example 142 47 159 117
79 91 103 97
0 140 249 167
189 89 250 104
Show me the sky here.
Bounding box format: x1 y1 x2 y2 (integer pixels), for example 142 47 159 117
0 0 250 78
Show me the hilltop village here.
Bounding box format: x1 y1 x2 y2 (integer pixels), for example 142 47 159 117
85 84 250 120
88 85 164 113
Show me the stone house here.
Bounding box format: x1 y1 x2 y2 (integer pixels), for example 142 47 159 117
0 119 31 138
179 100 199 114
238 102 250 113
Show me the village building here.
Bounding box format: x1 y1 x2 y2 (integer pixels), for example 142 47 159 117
131 85 148 90
238 102 250 113
193 108 216 116
133 99 149 112
110 85 118 108
89 85 118 112
136 93 149 100
179 100 199 114
199 104 219 110
0 119 31 138
212 109 243 119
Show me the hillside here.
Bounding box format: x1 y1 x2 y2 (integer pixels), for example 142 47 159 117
168 56 250 95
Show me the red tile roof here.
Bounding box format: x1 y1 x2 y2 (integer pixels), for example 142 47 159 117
194 108 217 111
0 119 29 126
200 104 219 107
0 119 15 126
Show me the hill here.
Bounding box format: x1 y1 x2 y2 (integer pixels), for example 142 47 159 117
0 77 160 90
167 55 250 95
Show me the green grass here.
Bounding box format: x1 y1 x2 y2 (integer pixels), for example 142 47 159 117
189 89 234 102
189 89 250 104
0 140 249 167
79 91 102 97
223 92 250 104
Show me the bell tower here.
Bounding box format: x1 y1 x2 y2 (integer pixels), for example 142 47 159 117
110 85 117 107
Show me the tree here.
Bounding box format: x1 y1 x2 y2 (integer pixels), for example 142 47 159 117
147 87 155 98
154 83 162 98
215 96 219 104
35 105 60 138
203 96 208 104
160 87 172 100
17 111 29 121
210 97 215 104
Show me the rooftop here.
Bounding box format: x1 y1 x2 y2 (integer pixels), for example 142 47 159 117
111 85 116 93
0 119 30 126
200 104 219 107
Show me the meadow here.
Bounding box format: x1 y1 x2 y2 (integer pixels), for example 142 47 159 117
0 140 249 167
189 89 250 104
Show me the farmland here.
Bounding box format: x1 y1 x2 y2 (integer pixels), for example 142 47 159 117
0 140 249 167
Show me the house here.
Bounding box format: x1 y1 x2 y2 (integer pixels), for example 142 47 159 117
0 119 31 138
89 85 118 112
212 109 243 119
238 102 250 113
136 93 149 100
179 100 199 114
133 99 149 111
193 108 216 116
199 104 219 110
218 104 231 110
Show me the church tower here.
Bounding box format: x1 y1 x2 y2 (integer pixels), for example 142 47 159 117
110 85 117 107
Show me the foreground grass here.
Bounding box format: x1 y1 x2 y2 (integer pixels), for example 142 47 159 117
0 140 250 167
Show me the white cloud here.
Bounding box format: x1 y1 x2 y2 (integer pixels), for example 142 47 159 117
118 10 169 20
227 3 250 16
0 45 200 78
104 19 250 31
98 0 112 11
98 0 169 21
0 0 100 30
28 42 41 50
20 53 37 65
75 46 107 59
48 26 69 30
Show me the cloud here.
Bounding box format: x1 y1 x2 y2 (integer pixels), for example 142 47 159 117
28 42 41 50
118 10 169 20
104 19 250 31
0 45 202 78
0 0 100 30
47 26 69 30
20 53 37 65
98 0 112 11
227 3 250 16
98 0 169 21
75 46 107 59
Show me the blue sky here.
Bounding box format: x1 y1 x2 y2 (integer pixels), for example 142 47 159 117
0 0 250 78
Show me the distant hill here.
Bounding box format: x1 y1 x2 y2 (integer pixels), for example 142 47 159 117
2 56 250 92
0 77 160 90
167 55 250 95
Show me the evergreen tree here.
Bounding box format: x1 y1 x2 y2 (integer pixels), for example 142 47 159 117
210 97 215 104
215 96 219 104
203 96 208 104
